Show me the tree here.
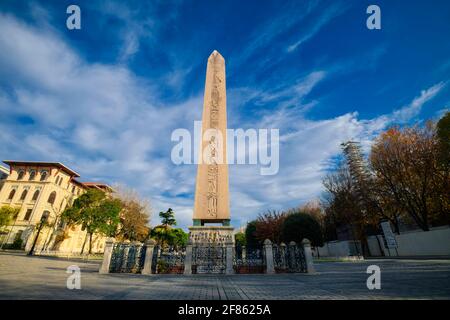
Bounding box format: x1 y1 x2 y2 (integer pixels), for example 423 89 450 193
234 232 246 246
281 212 323 247
254 210 287 244
297 200 324 224
61 189 121 254
159 208 176 227
169 228 189 248
436 112 450 223
151 208 181 247
114 186 151 242
0 206 19 231
370 124 444 230
245 221 259 246
436 111 450 167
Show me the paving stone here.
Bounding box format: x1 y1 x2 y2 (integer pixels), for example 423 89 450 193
0 252 449 300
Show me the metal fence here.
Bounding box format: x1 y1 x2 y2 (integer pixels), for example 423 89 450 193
153 245 186 274
109 243 146 273
192 244 226 274
273 243 307 273
234 245 265 273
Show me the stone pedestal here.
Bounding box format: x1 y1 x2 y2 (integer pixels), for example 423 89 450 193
263 239 275 274
99 238 114 274
188 226 234 245
188 225 234 274
141 239 156 275
302 239 316 274
184 243 193 275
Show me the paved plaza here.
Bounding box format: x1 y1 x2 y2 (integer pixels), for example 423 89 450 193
0 252 449 300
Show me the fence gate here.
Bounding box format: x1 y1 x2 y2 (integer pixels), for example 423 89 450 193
192 244 226 274
109 243 146 273
273 243 306 273
234 245 265 273
152 245 186 274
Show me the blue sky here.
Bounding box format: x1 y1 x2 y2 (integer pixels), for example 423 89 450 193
0 0 449 230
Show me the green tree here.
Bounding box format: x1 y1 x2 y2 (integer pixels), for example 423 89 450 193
245 221 259 246
0 206 19 231
281 212 324 247
61 189 121 254
159 208 176 227
169 228 189 248
234 232 246 246
151 208 181 247
436 111 450 166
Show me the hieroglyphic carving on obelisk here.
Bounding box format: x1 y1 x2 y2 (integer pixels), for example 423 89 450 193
193 50 230 225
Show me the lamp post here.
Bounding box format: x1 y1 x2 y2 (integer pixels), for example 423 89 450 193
27 212 49 256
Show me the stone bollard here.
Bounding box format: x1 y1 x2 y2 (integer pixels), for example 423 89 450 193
263 239 275 274
302 238 316 274
141 239 156 275
225 242 234 274
99 237 115 274
184 241 193 275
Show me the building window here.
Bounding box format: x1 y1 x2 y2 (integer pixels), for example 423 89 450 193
72 186 76 193
47 191 57 205
17 170 25 180
14 230 23 242
29 170 36 181
58 177 63 186
32 189 40 201
24 209 32 221
40 170 48 181
20 189 28 201
8 188 16 200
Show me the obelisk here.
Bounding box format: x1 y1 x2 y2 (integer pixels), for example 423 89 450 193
189 50 233 244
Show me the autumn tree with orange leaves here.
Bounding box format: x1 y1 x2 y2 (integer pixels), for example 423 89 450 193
369 120 449 231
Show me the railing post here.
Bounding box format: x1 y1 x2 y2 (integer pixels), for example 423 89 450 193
225 241 234 274
302 238 316 274
184 241 193 275
280 242 287 270
263 239 275 274
141 239 156 275
289 241 297 270
99 238 115 274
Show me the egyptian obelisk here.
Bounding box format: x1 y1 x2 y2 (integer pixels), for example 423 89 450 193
189 50 233 244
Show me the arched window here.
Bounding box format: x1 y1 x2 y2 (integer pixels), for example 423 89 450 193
29 170 36 181
17 170 25 180
20 189 28 201
8 189 16 200
47 191 57 205
40 170 48 181
32 190 40 201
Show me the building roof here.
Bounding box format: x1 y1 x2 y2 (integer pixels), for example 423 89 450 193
0 165 9 175
82 182 114 192
2 160 80 177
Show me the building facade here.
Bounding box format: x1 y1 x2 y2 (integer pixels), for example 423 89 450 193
0 165 8 190
0 161 112 254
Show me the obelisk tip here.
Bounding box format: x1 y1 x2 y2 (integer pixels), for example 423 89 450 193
209 50 224 61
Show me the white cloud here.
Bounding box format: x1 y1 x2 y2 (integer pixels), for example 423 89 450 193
391 82 446 123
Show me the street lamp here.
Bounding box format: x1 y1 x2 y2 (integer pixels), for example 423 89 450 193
27 211 50 256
